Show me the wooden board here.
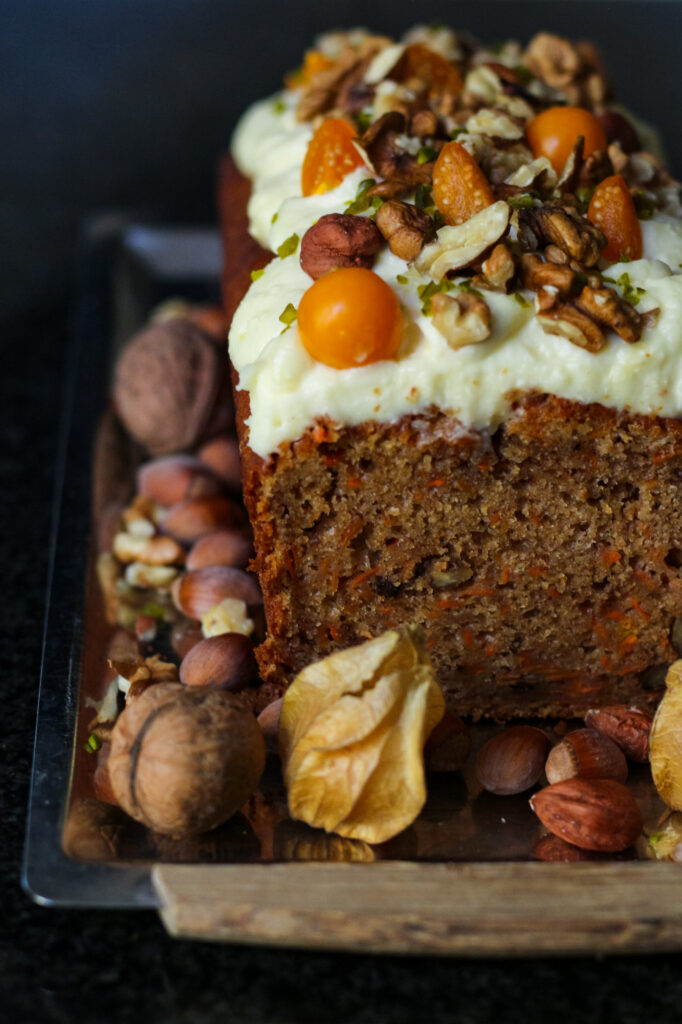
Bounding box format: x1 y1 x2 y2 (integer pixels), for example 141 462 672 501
153 861 682 954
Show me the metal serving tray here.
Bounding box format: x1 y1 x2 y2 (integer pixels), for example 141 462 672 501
22 219 682 953
22 218 223 909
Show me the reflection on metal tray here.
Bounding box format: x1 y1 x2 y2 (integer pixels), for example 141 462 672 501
21 219 682 955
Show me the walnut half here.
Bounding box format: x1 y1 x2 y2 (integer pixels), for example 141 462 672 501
431 291 492 349
537 304 605 353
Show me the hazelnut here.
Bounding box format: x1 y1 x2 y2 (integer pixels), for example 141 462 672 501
197 435 243 491
177 566 262 620
113 319 233 455
137 455 222 506
179 634 257 691
545 728 628 785
170 619 204 660
300 214 383 280
186 529 254 571
162 496 243 545
108 683 265 835
257 697 283 754
476 725 551 795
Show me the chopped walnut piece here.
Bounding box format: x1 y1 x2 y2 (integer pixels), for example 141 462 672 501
524 32 609 107
574 285 643 343
296 43 381 122
366 178 414 201
375 201 433 261
529 203 606 267
537 304 605 353
520 253 575 297
524 33 580 89
359 112 433 186
482 243 515 291
431 291 491 349
108 653 179 704
544 244 570 265
300 214 383 279
535 288 559 313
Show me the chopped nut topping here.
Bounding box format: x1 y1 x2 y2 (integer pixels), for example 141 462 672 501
465 108 524 141
431 291 492 349
296 43 381 122
527 203 606 267
375 200 433 261
300 213 383 279
537 304 605 353
524 32 609 107
574 285 643 344
416 201 510 278
359 112 433 186
481 242 515 291
520 253 575 297
113 532 185 567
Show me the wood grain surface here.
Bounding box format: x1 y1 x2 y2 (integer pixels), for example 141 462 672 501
153 861 682 954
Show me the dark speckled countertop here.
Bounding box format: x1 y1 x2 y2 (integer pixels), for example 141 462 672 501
3 3 682 1020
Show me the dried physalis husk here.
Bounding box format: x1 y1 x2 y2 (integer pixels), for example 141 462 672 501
279 626 445 844
650 659 682 811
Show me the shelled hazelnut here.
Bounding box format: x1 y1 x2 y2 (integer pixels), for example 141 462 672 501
476 725 551 795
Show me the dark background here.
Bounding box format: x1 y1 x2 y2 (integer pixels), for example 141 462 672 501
3 2 682 1021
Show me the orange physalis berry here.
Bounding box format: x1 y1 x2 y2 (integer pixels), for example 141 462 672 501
301 118 365 197
432 141 496 225
587 174 643 262
525 106 607 173
391 44 463 97
297 267 403 369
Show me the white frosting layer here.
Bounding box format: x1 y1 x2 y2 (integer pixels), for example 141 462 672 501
230 96 682 459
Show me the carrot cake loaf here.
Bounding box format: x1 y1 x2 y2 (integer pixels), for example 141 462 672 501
220 26 682 718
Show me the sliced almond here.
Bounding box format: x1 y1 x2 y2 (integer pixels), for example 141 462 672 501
465 108 524 141
415 201 509 279
364 42 405 84
506 156 557 191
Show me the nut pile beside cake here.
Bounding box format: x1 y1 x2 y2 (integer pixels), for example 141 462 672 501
220 26 682 720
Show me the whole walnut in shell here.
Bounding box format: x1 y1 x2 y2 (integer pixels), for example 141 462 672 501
108 683 265 835
113 319 233 456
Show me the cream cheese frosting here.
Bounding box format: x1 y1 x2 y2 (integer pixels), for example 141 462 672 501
230 84 682 460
